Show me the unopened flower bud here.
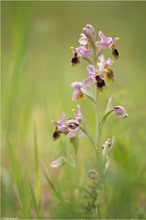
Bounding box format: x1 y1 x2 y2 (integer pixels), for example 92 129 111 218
83 27 95 47
88 170 98 180
50 156 65 168
86 24 96 39
102 138 112 159
113 106 128 118
102 138 112 150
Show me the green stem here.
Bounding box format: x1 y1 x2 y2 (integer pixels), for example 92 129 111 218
92 44 101 149
80 125 96 149
95 90 101 149
83 57 94 65
94 89 104 184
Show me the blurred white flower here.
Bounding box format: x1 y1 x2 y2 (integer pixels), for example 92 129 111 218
50 156 65 168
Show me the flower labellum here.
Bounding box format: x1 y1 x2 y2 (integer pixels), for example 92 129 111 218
52 105 86 140
113 106 128 118
104 68 114 82
66 118 79 129
95 75 106 90
110 45 120 59
52 129 61 141
71 51 80 65
52 112 70 140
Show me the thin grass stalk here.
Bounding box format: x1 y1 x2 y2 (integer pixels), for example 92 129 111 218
33 122 41 206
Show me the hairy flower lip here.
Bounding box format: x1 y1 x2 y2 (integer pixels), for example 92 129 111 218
66 118 80 129
52 130 61 141
110 46 120 59
58 125 70 135
96 75 106 90
53 105 85 140
104 68 114 82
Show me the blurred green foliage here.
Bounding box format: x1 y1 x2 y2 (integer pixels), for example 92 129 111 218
1 1 146 218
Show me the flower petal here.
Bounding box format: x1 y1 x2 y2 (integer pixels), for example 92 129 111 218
96 31 115 50
79 34 88 45
83 76 94 86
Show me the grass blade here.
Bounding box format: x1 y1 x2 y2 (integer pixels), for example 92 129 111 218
29 182 43 218
41 166 62 203
34 122 41 205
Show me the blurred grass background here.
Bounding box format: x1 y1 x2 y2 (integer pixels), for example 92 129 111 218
1 1 146 218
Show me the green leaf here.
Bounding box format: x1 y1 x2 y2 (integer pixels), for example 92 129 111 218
29 182 42 218
8 143 31 217
81 87 95 104
99 94 114 129
42 165 63 203
34 122 41 205
105 95 114 114
100 109 113 128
